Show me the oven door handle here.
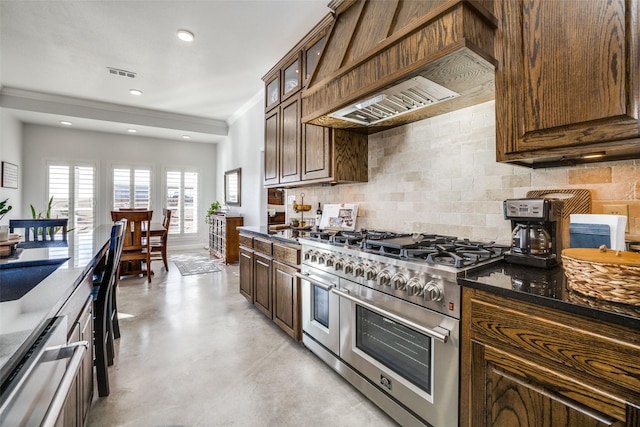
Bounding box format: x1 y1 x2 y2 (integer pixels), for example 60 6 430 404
295 272 335 291
333 288 450 343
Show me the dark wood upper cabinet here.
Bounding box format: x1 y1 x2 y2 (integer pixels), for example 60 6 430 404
265 74 279 112
261 12 367 188
496 0 640 167
282 55 301 102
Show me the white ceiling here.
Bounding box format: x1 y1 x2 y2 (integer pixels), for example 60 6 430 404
0 0 330 143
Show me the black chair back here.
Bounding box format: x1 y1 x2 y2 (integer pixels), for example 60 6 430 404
94 220 125 397
9 219 68 247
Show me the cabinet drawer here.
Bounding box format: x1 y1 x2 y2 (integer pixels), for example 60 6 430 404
273 243 300 266
253 237 273 255
238 233 253 248
467 290 640 397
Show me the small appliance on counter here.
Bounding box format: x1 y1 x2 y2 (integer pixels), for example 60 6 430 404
504 198 563 268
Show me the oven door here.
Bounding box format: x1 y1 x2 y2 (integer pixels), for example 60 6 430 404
335 281 459 427
296 266 340 356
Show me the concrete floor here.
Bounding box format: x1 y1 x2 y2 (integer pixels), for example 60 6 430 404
87 251 397 427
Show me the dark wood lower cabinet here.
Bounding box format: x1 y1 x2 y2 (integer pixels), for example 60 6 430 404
461 287 640 427
253 252 272 318
272 261 299 340
61 294 94 426
239 247 254 303
238 231 301 340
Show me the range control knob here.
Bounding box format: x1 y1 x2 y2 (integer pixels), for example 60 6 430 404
391 273 407 290
334 258 345 271
424 280 444 302
303 250 314 261
377 270 392 287
364 266 378 281
325 255 336 268
310 252 319 263
406 277 425 296
354 263 366 278
344 261 355 275
317 254 326 265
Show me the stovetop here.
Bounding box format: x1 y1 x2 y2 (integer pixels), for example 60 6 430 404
307 229 508 269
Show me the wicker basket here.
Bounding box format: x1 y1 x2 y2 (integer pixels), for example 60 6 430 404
562 247 640 306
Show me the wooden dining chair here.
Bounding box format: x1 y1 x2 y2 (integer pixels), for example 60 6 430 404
148 208 172 271
111 210 153 283
93 220 125 397
9 218 68 247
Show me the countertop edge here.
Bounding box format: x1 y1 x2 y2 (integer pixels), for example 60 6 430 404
237 226 300 246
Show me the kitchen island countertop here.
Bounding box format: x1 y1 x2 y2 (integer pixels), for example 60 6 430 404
460 260 640 330
0 224 112 385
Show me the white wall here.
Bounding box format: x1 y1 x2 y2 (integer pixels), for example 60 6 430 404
22 124 218 248
0 109 22 219
218 92 266 227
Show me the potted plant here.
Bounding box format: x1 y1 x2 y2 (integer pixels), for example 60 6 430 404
0 198 12 241
205 201 221 224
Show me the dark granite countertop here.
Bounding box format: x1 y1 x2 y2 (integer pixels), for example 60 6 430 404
0 225 112 384
237 225 304 245
460 261 640 330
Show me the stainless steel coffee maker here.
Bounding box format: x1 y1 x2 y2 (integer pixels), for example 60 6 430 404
504 198 563 268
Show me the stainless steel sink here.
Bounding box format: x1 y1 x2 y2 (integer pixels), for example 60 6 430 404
0 258 69 302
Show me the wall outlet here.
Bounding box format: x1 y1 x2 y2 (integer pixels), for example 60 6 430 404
603 204 630 232
288 195 296 205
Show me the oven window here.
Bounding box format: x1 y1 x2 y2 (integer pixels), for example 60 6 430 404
356 306 432 394
313 285 330 328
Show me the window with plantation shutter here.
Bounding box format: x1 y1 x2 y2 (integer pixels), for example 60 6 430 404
46 163 96 267
166 170 198 235
113 167 151 209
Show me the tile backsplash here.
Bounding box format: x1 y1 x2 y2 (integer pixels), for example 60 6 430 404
287 101 639 245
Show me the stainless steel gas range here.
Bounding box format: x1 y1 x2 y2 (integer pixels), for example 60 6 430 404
296 231 508 427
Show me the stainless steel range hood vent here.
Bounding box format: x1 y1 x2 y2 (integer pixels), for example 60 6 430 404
328 76 459 126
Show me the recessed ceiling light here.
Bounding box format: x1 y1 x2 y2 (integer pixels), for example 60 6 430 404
177 29 195 42
60 121 72 126
127 129 137 133
182 135 191 139
129 89 143 96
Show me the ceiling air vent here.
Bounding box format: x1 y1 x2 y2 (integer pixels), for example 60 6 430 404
107 67 136 78
328 76 459 126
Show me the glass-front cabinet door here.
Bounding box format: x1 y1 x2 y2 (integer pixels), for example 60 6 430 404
305 35 327 82
282 57 300 99
266 75 279 111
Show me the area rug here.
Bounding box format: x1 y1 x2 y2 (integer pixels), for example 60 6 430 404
170 253 221 276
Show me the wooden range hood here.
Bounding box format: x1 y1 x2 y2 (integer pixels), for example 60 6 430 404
301 0 498 134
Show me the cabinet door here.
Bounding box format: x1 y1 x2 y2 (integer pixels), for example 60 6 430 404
497 0 640 162
468 341 624 427
265 74 280 111
253 253 272 318
282 56 301 101
264 108 280 186
272 261 300 340
239 247 254 303
279 95 301 184
79 299 93 425
301 124 331 181
63 323 81 427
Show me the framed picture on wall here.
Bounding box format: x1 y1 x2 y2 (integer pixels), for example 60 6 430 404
224 168 241 206
1 162 18 189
